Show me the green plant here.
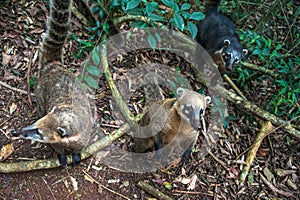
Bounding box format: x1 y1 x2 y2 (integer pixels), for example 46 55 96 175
235 30 299 121
106 0 205 48
77 46 102 90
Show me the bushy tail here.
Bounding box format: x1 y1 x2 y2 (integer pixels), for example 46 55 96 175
204 0 221 15
40 0 72 65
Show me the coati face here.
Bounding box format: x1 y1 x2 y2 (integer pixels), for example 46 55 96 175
10 106 81 144
222 39 248 70
176 88 211 130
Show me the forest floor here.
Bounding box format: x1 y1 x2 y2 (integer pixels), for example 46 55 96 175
0 1 299 199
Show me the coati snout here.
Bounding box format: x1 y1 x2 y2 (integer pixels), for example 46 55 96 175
133 87 211 164
176 87 211 130
222 39 248 70
10 105 91 166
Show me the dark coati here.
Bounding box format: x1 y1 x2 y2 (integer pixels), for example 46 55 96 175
10 0 94 166
196 0 247 71
133 88 211 164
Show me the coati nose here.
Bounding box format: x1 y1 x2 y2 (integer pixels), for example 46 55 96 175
191 120 201 130
10 129 21 137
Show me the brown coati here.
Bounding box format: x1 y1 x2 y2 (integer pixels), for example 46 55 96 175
133 88 211 164
10 0 94 166
196 0 247 71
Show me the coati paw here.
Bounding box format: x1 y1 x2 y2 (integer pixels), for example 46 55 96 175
58 154 67 166
72 153 81 165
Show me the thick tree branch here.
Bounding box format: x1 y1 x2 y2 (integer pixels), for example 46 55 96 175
216 85 300 139
0 124 130 173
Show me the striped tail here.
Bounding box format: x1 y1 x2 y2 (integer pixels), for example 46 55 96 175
40 0 72 66
204 0 221 15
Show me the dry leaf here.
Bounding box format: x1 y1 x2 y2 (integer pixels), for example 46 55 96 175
0 143 14 161
9 103 17 115
174 176 190 185
187 174 198 190
70 176 78 191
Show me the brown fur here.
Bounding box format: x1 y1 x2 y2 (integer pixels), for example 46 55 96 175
10 0 94 166
133 88 210 164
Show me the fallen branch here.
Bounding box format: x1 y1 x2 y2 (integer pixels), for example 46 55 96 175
0 123 130 173
259 173 293 198
207 149 230 172
222 74 247 100
137 180 173 200
0 80 34 96
216 85 300 139
99 36 137 128
240 121 273 182
241 62 278 78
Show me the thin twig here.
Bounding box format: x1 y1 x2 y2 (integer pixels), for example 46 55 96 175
174 190 220 198
259 173 293 198
207 149 230 171
222 74 247 100
137 180 173 200
82 170 131 200
0 80 34 96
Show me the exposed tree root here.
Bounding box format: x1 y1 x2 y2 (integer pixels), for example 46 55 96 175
240 121 273 182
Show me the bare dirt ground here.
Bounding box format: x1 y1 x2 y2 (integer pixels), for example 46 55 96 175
0 1 299 199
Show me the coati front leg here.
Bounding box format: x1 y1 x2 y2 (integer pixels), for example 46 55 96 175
51 144 68 166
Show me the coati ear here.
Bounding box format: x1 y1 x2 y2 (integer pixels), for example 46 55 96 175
223 39 231 46
176 87 185 98
205 96 211 104
57 127 68 137
242 49 248 56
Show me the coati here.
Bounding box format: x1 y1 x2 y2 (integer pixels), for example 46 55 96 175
196 0 247 71
133 87 211 164
10 0 94 166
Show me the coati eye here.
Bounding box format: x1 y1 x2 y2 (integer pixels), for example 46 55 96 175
199 109 204 117
224 52 231 61
57 127 68 137
234 56 240 63
184 105 193 114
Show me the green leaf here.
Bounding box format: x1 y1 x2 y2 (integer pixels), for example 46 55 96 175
161 0 171 7
102 22 110 34
77 75 83 82
126 8 143 15
190 12 205 21
86 66 101 76
148 33 156 49
247 172 254 184
174 12 184 31
92 48 101 65
29 77 35 89
145 2 158 14
81 82 89 91
155 32 161 42
84 75 99 89
148 13 165 22
181 11 191 19
126 0 140 10
187 21 197 39
163 181 172 190
181 3 190 10
131 20 148 28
